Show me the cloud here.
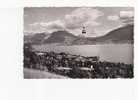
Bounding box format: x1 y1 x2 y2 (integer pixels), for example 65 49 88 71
119 10 134 25
29 8 104 36
107 10 134 25
64 8 103 29
30 20 65 33
107 15 119 21
30 22 40 26
40 20 65 30
107 10 134 22
120 10 134 18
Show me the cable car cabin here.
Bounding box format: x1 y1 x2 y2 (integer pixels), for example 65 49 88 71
82 27 86 34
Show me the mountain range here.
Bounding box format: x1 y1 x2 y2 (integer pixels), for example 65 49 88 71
24 24 134 45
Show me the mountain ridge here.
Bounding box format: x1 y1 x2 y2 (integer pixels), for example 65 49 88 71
24 24 134 45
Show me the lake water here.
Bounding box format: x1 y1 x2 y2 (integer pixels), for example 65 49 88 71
33 44 133 64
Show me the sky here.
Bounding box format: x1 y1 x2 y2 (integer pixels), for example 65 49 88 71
24 7 134 37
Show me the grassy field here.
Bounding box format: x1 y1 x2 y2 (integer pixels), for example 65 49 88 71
24 68 69 79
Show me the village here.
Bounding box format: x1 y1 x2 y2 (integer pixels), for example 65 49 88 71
24 42 133 78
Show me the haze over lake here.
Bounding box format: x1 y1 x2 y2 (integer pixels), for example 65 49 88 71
33 44 133 64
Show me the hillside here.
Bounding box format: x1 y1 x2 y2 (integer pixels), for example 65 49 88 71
24 33 50 44
89 25 134 44
24 25 134 45
43 31 77 45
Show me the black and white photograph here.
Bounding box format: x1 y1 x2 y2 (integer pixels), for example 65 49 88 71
24 7 134 79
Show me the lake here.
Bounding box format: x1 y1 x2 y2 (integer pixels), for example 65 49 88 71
33 44 133 64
